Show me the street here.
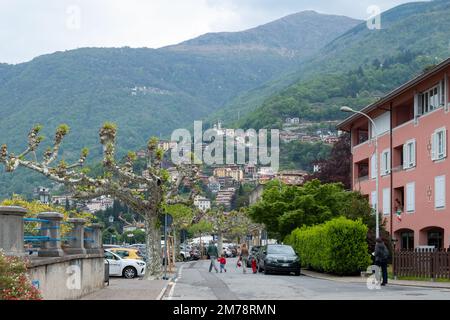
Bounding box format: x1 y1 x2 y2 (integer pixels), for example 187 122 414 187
163 258 450 300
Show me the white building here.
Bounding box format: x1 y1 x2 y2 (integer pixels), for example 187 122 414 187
84 196 114 213
194 196 211 212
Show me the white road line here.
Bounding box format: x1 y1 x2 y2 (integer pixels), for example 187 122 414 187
168 265 184 300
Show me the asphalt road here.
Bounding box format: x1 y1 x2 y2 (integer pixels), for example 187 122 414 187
164 258 450 300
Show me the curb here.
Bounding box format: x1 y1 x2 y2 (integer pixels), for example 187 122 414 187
302 270 450 289
156 281 170 300
301 271 363 284
156 265 183 300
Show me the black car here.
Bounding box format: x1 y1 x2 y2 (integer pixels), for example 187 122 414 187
257 244 301 276
247 245 261 267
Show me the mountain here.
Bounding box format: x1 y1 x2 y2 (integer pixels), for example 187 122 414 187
0 11 360 156
229 0 450 129
167 11 360 58
0 11 360 198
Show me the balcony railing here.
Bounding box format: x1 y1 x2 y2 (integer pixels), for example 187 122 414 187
355 175 369 184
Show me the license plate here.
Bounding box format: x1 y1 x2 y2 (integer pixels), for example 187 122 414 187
282 263 289 267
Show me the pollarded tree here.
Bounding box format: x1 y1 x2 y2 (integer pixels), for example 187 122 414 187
0 123 199 279
204 208 256 250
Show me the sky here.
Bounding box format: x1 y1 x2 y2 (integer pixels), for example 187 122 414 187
0 0 416 64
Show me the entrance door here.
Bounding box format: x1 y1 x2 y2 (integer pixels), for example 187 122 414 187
401 231 414 250
427 229 443 249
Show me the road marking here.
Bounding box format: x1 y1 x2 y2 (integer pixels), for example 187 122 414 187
167 265 184 300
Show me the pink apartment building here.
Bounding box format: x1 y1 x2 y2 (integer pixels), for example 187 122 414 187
338 58 450 250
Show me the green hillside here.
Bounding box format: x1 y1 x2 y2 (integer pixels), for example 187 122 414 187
0 11 359 199
226 0 450 129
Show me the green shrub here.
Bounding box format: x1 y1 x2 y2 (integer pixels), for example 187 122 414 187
285 217 371 275
0 250 42 300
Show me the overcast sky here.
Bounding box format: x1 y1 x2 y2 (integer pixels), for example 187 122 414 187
0 0 416 64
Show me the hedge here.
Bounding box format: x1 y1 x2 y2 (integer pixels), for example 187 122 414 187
285 217 372 275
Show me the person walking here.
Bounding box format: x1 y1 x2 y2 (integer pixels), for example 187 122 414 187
239 243 249 274
374 237 389 286
207 241 219 273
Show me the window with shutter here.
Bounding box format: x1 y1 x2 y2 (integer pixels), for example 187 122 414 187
403 140 416 169
406 182 415 212
431 132 437 160
371 191 377 210
380 149 390 176
432 128 447 161
383 188 390 215
371 153 377 179
435 175 446 209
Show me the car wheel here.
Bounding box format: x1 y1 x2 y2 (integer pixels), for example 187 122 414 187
295 270 301 276
123 266 137 279
263 263 270 275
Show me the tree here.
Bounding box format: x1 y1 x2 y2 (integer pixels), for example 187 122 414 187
164 203 195 261
307 133 352 189
0 123 199 279
202 208 248 251
248 179 376 240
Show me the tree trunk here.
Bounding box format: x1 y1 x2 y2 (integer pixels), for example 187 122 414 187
218 232 223 256
172 230 177 265
144 213 162 279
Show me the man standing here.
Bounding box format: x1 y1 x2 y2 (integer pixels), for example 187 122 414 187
207 241 219 273
374 237 389 286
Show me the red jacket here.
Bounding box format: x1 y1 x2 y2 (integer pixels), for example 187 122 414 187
218 257 226 264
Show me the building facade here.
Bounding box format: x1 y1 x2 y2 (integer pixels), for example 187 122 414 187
338 58 450 249
194 196 211 212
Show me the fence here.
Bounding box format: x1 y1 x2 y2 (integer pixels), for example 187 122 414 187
393 248 450 279
0 206 102 257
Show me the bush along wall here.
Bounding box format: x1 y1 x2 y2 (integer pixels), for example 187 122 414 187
285 217 372 275
0 250 42 300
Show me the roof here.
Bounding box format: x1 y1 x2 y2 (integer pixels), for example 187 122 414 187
337 57 450 131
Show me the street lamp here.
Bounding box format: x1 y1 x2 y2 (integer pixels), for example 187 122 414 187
341 106 380 239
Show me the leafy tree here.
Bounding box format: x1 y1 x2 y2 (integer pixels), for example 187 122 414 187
248 179 375 240
0 195 93 236
0 123 199 279
307 133 351 188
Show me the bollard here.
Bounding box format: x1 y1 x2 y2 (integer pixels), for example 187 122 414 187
84 223 103 255
64 218 87 255
37 212 64 257
0 206 27 256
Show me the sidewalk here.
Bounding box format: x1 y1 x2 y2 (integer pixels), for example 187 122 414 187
81 269 178 300
302 269 450 289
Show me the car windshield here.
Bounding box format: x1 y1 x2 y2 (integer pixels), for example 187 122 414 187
267 245 295 255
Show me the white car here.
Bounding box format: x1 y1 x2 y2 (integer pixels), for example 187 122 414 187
104 249 146 279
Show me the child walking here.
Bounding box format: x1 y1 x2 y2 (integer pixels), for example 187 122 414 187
218 254 227 273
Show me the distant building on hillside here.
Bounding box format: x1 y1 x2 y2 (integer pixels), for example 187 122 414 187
215 188 236 210
194 196 211 212
285 117 300 125
276 170 308 186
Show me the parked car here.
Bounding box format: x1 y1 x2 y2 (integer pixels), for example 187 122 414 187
109 247 144 260
103 244 122 249
104 249 146 278
257 244 300 276
247 245 261 267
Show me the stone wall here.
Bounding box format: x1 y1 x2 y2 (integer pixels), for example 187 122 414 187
27 254 105 300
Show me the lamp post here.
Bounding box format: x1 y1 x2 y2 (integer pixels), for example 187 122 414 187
341 106 380 239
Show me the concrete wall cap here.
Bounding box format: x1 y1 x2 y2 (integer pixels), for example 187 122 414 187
37 212 64 219
0 206 28 215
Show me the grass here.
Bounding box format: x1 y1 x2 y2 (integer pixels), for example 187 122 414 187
387 265 450 282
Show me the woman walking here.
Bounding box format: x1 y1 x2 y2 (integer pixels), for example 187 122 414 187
239 243 249 274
